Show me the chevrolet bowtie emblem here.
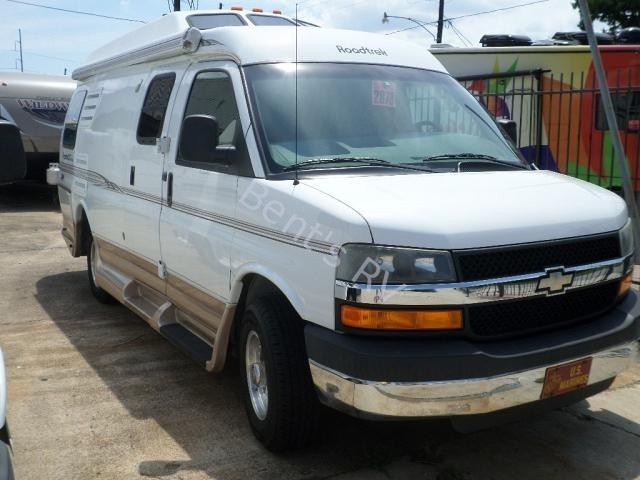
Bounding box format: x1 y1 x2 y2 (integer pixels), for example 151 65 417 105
536 268 574 295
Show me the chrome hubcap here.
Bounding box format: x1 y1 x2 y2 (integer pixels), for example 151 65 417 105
245 330 268 420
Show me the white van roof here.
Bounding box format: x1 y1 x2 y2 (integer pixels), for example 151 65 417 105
74 11 446 81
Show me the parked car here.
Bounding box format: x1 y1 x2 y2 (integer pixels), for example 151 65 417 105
0 72 75 184
49 9 640 452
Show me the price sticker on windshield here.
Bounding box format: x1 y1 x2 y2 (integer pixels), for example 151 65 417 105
372 81 396 108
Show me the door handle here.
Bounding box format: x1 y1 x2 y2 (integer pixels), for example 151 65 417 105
167 172 173 207
129 165 135 185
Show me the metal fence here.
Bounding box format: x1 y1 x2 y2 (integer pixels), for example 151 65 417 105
457 67 640 192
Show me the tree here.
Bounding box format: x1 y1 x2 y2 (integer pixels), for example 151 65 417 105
572 0 640 32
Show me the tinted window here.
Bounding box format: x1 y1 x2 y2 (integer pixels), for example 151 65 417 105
62 90 87 150
247 15 295 26
596 91 640 132
137 73 176 145
178 70 250 173
187 14 245 29
245 63 524 173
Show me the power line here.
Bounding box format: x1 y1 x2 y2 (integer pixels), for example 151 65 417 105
0 48 77 63
5 0 146 23
448 0 549 22
447 20 472 46
298 0 367 13
385 0 549 35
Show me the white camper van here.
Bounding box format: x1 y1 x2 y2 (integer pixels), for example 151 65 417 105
49 9 640 451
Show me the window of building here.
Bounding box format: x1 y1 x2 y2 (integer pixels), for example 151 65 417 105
596 91 640 132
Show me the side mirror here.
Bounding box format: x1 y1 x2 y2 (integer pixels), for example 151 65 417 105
180 114 228 164
497 118 518 145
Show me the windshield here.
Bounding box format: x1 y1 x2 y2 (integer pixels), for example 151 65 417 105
244 63 526 174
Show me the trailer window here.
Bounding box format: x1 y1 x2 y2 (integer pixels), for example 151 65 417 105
62 90 87 150
137 73 176 145
596 91 640 132
247 15 296 26
187 14 246 29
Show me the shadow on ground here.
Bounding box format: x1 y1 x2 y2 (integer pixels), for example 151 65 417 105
34 270 465 479
0 182 59 213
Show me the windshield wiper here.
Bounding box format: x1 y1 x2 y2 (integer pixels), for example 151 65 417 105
283 157 434 173
417 153 529 170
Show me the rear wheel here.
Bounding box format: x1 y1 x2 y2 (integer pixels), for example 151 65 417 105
86 233 116 304
239 295 320 451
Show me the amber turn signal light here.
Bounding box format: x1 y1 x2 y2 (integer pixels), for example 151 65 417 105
618 273 633 297
341 305 463 331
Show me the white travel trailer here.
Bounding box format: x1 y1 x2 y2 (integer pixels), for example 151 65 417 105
50 9 640 451
0 72 75 184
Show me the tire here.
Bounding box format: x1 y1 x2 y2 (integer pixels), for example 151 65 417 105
239 295 320 452
86 233 116 304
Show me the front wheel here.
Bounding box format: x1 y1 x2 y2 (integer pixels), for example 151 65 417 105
239 296 320 452
86 234 116 304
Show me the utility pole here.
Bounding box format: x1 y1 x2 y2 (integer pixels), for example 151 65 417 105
436 0 444 44
16 29 24 72
173 0 180 11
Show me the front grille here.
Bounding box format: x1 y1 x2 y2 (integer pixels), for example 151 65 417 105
455 233 620 281
467 282 620 338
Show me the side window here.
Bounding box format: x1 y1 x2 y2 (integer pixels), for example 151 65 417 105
596 91 640 132
178 70 250 174
62 90 87 150
137 73 176 145
187 14 246 29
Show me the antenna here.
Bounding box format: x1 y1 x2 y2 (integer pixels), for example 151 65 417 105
293 2 300 185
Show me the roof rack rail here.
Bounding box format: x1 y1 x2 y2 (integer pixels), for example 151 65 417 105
72 27 201 81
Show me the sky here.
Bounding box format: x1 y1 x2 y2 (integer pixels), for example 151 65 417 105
0 0 603 76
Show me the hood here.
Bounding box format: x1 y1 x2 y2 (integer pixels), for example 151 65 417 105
302 169 628 249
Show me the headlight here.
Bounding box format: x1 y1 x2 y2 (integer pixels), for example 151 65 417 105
619 218 634 257
336 244 456 285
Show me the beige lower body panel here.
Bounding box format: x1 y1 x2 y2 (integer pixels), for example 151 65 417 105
93 236 234 372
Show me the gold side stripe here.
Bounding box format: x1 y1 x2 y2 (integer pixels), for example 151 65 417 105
62 163 336 254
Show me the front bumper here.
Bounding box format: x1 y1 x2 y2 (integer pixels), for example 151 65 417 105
306 290 640 418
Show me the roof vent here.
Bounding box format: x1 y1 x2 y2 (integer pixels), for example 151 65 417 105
552 31 614 45
479 34 532 47
616 26 640 44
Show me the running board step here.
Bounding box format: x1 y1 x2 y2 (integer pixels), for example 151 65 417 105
159 324 213 367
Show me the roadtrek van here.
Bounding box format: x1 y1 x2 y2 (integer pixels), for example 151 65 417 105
49 9 640 451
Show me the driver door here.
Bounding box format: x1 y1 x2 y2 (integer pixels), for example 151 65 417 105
159 62 251 338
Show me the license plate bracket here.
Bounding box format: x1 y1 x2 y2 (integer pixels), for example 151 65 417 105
541 357 593 399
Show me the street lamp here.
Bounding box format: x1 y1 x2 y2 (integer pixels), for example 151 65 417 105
382 12 437 42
